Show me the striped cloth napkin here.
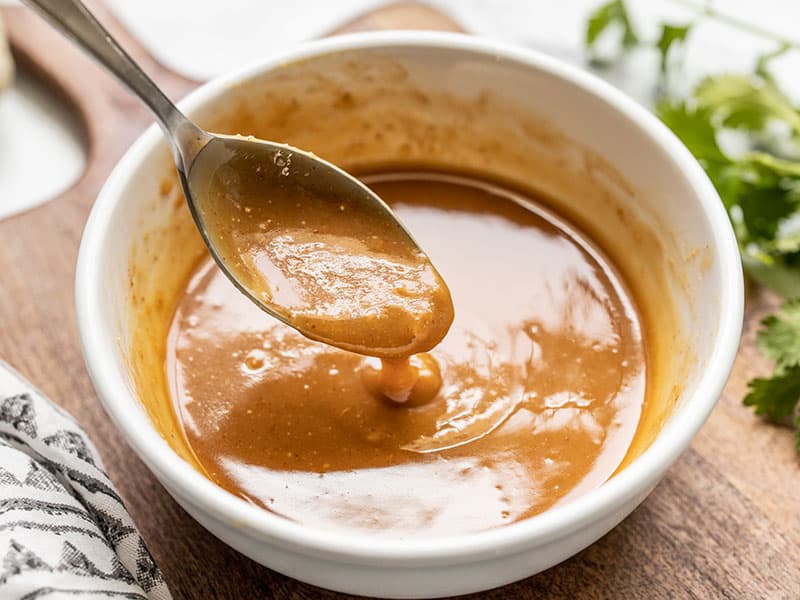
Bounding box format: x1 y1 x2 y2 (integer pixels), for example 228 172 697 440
0 361 171 599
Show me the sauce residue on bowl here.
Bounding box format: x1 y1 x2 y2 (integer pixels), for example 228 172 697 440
166 172 647 536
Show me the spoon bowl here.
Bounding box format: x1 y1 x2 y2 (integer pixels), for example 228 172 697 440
186 134 454 356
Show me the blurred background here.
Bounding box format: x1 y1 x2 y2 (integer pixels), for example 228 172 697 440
1 0 798 220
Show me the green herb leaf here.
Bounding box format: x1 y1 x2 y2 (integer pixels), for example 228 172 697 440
584 0 800 453
656 23 691 73
744 365 800 421
585 0 639 65
655 100 731 186
743 299 800 436
656 100 800 260
656 101 727 163
738 180 796 240
757 299 800 368
695 74 800 135
730 152 800 243
657 87 800 255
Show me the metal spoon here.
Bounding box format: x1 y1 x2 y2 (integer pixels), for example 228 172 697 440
25 0 454 356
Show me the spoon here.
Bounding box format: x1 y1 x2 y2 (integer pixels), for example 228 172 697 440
25 0 454 357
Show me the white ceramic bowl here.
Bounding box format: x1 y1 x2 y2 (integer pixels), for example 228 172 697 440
76 32 743 598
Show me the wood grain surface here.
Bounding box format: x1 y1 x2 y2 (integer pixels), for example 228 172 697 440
1 2 798 598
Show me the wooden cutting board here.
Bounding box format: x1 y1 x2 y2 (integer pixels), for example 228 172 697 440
0 2 797 598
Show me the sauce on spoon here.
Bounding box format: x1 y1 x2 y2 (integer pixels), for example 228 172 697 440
189 138 455 404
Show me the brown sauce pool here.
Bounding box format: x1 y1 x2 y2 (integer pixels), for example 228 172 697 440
167 172 647 536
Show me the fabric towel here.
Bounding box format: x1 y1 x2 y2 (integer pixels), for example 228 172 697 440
0 361 171 599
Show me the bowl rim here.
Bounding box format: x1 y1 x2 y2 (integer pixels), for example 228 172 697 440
75 30 744 564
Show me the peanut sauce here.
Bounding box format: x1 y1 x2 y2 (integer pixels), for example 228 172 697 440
166 172 647 536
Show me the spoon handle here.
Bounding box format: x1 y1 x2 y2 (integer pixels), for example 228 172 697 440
21 0 208 169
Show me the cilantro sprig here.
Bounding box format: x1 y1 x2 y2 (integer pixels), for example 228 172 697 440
746 300 800 452
586 0 639 66
585 0 800 452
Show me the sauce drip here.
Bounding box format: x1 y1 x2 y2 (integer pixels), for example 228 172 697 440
167 172 647 536
361 354 442 406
